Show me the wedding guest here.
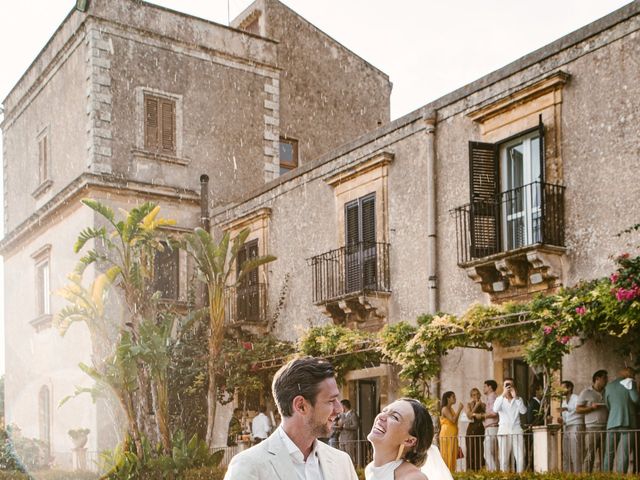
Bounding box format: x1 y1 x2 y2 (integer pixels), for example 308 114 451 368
577 370 608 472
465 388 485 471
439 391 463 472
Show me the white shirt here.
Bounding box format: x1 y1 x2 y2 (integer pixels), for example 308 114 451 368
562 393 585 426
278 426 324 480
251 412 271 440
494 395 527 434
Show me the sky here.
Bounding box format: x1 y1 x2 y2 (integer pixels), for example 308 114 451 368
0 0 634 375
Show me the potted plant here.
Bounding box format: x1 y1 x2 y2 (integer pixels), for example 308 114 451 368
68 428 90 449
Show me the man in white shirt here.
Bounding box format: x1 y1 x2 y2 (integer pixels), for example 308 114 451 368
251 405 272 444
560 380 585 473
224 357 358 480
576 370 608 472
482 380 500 471
494 377 527 472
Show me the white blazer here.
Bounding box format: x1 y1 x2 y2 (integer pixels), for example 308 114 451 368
224 430 359 480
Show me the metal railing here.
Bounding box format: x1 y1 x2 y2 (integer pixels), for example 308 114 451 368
224 283 267 324
309 242 390 304
452 181 565 264
216 428 640 473
560 427 639 474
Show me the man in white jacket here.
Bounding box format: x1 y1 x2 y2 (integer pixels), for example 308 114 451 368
494 377 527 472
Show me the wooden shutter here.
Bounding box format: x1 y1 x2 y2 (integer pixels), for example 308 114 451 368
469 141 499 258
345 202 360 246
361 195 376 245
144 95 159 150
160 99 175 153
361 195 377 289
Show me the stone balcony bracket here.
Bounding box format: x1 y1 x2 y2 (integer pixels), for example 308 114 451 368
465 244 565 297
316 291 390 331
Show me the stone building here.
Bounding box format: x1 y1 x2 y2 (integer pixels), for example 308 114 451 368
0 0 390 464
210 0 640 456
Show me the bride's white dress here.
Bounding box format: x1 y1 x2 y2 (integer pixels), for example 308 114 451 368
364 446 453 480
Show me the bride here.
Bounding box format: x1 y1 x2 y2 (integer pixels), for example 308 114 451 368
365 398 453 480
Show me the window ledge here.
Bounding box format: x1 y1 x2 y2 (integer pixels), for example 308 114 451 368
131 149 189 166
30 314 53 332
32 180 53 199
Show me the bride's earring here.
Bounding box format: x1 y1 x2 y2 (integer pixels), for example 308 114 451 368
395 444 405 461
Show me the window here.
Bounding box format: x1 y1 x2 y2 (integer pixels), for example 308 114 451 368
152 242 179 300
344 193 377 292
236 240 260 322
144 94 176 154
38 134 49 185
36 258 51 317
467 121 548 257
500 130 542 250
279 137 298 175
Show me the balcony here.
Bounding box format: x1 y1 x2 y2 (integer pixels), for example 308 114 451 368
452 181 565 298
225 283 267 335
309 242 390 328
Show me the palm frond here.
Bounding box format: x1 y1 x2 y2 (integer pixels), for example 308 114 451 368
81 198 115 224
73 227 107 253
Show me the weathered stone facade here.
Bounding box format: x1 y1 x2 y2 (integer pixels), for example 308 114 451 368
0 0 390 463
211 0 640 447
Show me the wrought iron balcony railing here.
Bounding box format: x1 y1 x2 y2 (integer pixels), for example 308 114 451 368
309 241 390 304
224 283 267 324
452 181 565 265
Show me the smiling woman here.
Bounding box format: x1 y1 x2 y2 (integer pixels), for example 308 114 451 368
365 398 441 480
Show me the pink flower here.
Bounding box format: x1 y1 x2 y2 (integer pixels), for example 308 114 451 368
242 341 254 350
543 326 553 335
610 273 619 283
616 288 637 302
619 253 630 260
575 306 587 315
559 336 570 345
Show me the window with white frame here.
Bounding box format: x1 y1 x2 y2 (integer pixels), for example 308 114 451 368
499 130 542 250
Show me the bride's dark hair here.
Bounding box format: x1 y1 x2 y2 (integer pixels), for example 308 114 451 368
400 398 434 467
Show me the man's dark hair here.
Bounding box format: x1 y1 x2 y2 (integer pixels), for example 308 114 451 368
233 407 242 415
503 377 515 385
484 380 497 391
272 357 335 417
258 404 267 413
593 370 608 383
341 399 351 409
400 398 434 467
561 380 574 390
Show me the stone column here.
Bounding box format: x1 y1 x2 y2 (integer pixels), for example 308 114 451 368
533 424 561 472
72 447 87 471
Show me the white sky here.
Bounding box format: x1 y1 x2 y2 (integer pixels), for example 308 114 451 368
0 0 633 374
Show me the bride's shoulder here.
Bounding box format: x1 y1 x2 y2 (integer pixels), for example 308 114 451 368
396 462 428 480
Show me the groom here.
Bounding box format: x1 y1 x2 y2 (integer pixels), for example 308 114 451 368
224 356 358 479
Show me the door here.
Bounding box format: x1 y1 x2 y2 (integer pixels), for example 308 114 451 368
236 240 259 322
357 379 378 468
345 194 376 293
500 131 542 250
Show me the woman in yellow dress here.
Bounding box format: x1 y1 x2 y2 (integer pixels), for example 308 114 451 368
439 391 463 472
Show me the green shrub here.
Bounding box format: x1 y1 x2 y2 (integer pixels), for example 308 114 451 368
452 473 634 480
31 471 98 480
0 472 29 480
181 466 226 480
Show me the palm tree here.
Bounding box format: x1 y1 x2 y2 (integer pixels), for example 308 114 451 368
182 227 275 448
58 199 176 453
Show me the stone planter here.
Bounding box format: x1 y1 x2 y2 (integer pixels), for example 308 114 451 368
533 424 561 472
